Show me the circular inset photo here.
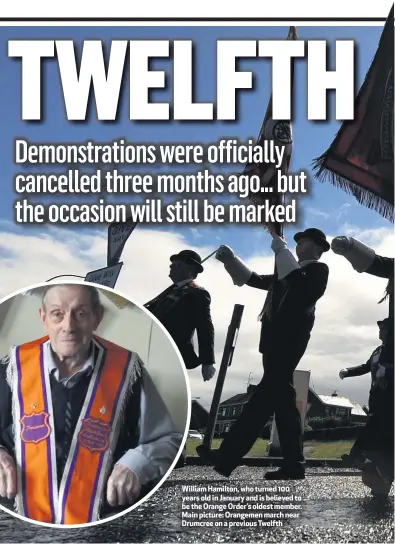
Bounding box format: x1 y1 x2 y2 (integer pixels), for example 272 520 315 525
0 281 190 528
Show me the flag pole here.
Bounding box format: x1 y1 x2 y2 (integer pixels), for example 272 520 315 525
202 304 244 449
201 247 219 264
267 27 298 458
276 25 297 239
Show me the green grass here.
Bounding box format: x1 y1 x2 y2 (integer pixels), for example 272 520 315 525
304 440 354 459
187 438 268 457
186 439 353 459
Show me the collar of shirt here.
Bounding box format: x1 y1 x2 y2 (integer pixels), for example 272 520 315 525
276 260 318 284
47 342 95 388
176 279 193 288
299 259 319 267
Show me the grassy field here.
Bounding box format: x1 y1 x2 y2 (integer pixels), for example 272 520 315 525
186 438 269 457
304 440 354 459
186 438 354 459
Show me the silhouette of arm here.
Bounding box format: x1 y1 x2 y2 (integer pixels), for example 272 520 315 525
246 273 275 291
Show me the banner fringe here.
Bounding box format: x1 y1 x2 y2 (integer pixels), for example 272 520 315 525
313 154 394 223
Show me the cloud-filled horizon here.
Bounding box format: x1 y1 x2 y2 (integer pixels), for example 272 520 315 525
0 220 392 414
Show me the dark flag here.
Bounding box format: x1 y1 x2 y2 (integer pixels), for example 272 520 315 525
244 26 297 236
242 26 298 328
313 7 394 222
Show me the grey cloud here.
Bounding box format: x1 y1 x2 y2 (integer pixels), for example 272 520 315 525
0 222 392 416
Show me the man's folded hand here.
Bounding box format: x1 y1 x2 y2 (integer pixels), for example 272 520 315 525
215 245 235 264
331 236 352 255
0 449 17 500
202 364 216 382
271 235 288 254
106 463 141 507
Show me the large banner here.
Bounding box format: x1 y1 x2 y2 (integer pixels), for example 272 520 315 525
313 7 394 222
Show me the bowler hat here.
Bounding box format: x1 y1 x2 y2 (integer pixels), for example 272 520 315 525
170 249 204 273
377 318 390 328
294 228 330 252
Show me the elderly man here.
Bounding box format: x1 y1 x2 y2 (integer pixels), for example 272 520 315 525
145 249 216 382
0 284 182 524
197 227 329 480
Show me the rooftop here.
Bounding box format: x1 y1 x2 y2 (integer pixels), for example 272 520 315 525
318 395 355 408
220 393 249 406
220 387 367 417
351 403 367 417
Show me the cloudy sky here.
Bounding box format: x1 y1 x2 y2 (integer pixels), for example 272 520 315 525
0 221 392 412
0 24 392 413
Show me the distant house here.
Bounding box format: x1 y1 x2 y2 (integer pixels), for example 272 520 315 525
215 385 272 437
307 389 367 423
190 400 208 431
215 391 247 435
215 386 367 437
350 403 369 423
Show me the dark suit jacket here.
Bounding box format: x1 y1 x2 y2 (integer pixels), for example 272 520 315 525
366 255 393 373
346 345 383 385
246 262 329 355
146 283 215 370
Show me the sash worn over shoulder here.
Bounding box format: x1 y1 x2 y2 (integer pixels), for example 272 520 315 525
149 280 199 321
10 334 140 525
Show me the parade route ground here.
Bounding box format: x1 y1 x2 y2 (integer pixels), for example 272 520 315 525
185 438 355 459
0 466 393 543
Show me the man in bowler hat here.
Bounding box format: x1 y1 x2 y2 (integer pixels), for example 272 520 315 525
339 318 390 467
331 234 393 495
339 318 390 412
145 249 216 382
197 227 330 479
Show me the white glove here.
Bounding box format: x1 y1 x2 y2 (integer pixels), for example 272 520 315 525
339 369 348 380
215 245 235 264
331 236 352 255
202 364 216 382
271 235 300 280
331 236 376 272
216 245 252 286
271 235 288 255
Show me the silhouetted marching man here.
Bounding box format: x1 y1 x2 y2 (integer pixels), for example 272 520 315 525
145 249 216 382
197 227 330 479
340 318 390 465
332 236 393 496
